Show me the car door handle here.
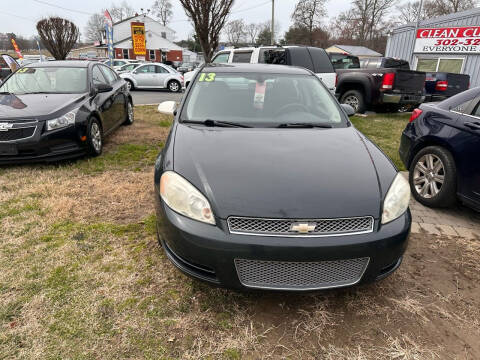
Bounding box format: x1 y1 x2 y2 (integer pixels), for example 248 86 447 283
464 121 480 130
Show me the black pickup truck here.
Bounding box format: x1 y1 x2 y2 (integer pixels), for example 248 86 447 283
424 72 470 102
336 57 426 113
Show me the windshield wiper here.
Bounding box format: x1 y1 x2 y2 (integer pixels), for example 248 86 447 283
182 119 252 128
0 91 11 95
277 122 333 129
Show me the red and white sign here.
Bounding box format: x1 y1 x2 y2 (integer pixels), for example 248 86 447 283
414 26 480 53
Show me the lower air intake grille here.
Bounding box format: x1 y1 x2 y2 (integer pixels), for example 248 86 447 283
234 257 369 290
0 127 35 142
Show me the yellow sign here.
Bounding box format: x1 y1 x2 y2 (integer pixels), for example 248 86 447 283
131 22 146 55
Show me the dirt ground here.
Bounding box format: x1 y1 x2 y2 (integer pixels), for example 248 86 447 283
0 108 479 359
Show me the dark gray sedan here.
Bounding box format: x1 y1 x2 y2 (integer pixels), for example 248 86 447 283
154 63 411 291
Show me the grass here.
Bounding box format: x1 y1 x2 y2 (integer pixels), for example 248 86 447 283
0 106 479 359
350 113 411 171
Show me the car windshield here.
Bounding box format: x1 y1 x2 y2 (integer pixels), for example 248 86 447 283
181 72 345 127
0 67 87 94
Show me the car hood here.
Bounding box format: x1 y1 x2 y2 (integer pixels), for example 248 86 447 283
173 124 385 220
0 93 87 120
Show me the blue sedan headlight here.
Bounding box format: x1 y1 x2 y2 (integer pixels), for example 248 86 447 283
46 111 76 131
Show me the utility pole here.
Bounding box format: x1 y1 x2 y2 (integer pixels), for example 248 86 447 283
271 0 275 45
410 0 424 66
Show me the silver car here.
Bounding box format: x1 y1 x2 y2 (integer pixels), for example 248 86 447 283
119 63 183 92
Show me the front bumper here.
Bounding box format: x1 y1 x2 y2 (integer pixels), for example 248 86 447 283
155 195 411 291
382 93 425 105
0 123 88 164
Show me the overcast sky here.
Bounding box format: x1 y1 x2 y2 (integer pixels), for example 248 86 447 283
0 0 352 41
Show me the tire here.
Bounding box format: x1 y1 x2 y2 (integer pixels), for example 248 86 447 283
87 117 103 157
340 90 366 114
409 146 456 208
168 80 181 93
125 79 134 91
123 100 134 125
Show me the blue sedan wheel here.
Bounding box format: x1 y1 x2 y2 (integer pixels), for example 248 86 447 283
409 146 456 207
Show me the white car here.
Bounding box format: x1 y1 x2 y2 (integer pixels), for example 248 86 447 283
184 46 337 94
119 62 184 92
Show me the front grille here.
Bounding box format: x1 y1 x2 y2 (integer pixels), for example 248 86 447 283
235 258 369 290
227 216 374 236
0 127 35 142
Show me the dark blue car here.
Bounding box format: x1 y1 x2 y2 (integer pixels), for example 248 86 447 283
399 87 480 211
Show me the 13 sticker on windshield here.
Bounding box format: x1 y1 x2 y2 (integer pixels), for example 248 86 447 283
198 73 216 82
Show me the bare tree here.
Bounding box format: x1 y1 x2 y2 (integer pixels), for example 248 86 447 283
426 0 477 15
291 0 326 45
179 0 235 62
110 1 135 22
225 19 246 45
245 23 260 45
152 0 173 26
84 13 105 43
256 21 281 45
37 17 79 60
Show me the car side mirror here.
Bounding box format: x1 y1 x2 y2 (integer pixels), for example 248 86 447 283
158 101 177 116
340 104 356 117
96 83 113 93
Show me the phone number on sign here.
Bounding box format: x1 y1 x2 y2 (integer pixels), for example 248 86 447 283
434 39 480 46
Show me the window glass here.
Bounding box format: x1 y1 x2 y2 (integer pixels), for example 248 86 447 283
100 66 118 84
0 67 87 94
416 58 437 72
366 59 381 69
438 59 463 73
212 52 230 63
451 100 472 114
122 49 129 59
155 65 169 73
232 51 252 63
114 60 125 66
149 50 155 60
92 66 107 85
330 54 360 70
136 65 155 73
471 99 480 117
182 72 344 127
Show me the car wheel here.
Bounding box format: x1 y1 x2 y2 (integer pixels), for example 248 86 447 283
87 118 103 157
168 80 181 93
340 90 366 114
125 79 134 91
409 146 456 207
123 100 134 125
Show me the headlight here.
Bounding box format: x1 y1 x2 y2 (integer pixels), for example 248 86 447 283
46 111 76 131
382 173 410 224
160 171 215 225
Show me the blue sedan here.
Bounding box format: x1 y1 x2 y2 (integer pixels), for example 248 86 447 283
399 87 480 210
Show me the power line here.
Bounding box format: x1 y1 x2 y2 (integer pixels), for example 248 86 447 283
0 10 36 23
170 0 272 24
32 0 94 16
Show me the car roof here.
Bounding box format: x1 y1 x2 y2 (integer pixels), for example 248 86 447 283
201 63 312 75
26 60 90 68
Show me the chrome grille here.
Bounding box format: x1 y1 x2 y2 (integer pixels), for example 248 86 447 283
0 127 35 142
235 258 369 290
227 216 374 236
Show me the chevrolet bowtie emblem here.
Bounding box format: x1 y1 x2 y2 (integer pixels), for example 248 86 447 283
290 223 316 234
0 123 13 131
